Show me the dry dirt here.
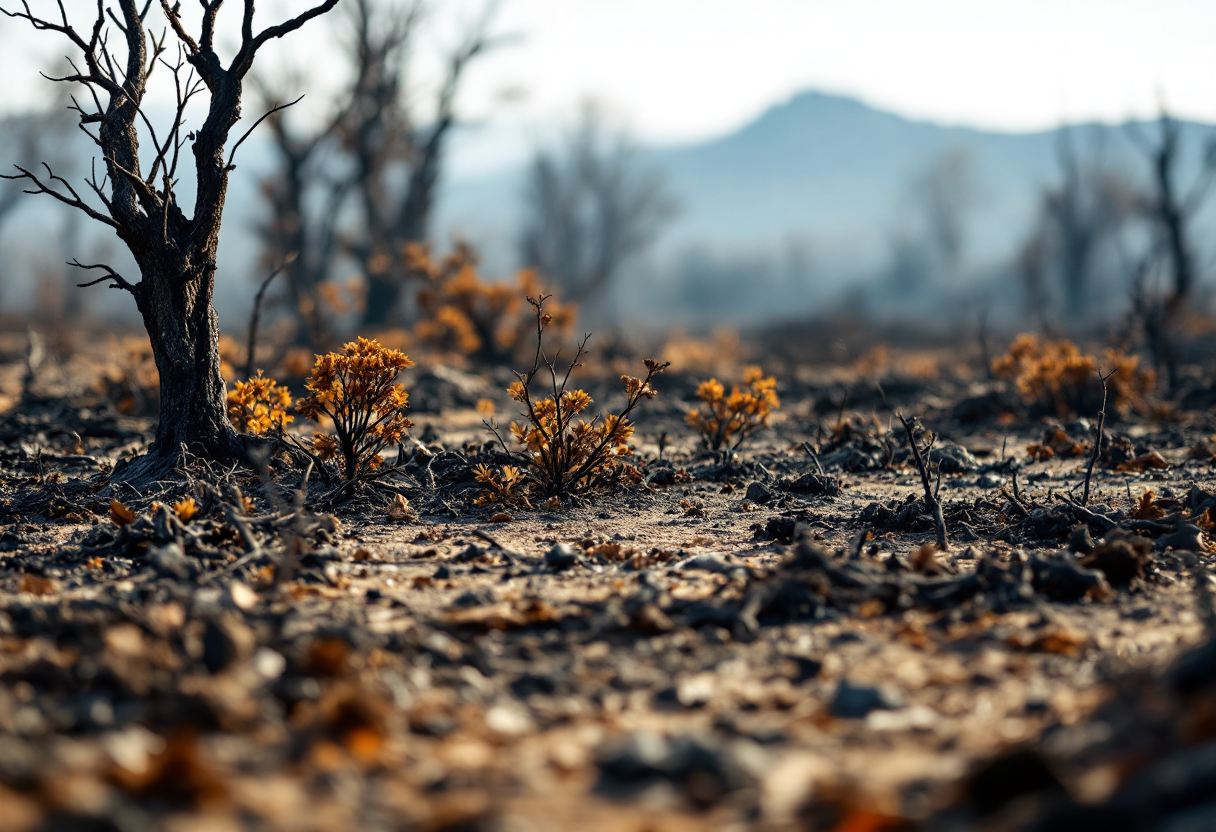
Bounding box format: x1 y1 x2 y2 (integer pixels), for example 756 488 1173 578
0 332 1214 832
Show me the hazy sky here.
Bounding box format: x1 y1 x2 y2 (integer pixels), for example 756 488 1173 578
2 0 1214 152
473 0 1216 139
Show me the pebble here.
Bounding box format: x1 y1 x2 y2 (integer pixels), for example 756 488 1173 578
545 543 580 571
830 679 905 718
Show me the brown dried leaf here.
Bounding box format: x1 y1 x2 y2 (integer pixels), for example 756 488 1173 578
1025 444 1054 461
387 493 416 522
1009 628 1088 656
1116 450 1169 473
110 499 137 527
1131 489 1167 520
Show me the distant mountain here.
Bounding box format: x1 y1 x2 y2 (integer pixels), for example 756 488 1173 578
435 91 1216 325
2 91 1213 326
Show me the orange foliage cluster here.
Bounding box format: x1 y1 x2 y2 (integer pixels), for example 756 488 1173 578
226 372 294 436
296 338 414 481
410 242 575 361
1025 427 1089 461
992 333 1154 417
686 366 780 451
476 296 667 506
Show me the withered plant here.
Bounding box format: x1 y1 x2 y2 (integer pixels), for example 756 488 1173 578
992 333 1153 417
227 373 293 437
686 367 780 451
411 242 575 362
296 337 414 481
477 295 668 506
0 0 341 483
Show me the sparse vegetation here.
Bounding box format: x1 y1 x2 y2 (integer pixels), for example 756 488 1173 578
411 242 576 362
4 9 1216 831
685 366 780 450
477 295 667 506
226 373 294 437
991 333 1154 417
296 337 414 481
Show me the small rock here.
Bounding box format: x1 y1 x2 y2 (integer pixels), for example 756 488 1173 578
829 679 905 719
630 602 674 634
485 704 535 736
252 648 286 681
675 552 731 573
545 543 580 571
930 444 979 473
791 657 823 682
452 588 496 608
753 516 805 543
976 473 1004 490
228 581 259 611
149 543 190 580
648 468 677 487
676 674 717 707
745 482 773 504
785 473 840 497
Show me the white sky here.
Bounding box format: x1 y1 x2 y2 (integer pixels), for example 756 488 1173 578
1 0 1215 147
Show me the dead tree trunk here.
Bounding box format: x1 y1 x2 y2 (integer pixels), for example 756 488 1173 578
1130 113 1213 393
1 0 342 484
356 4 496 327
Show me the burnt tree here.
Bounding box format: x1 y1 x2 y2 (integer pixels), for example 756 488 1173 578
518 103 677 305
355 0 497 327
0 0 342 483
254 73 355 350
254 0 497 330
1128 112 1215 392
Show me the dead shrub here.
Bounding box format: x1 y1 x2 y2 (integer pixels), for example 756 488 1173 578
685 366 780 451
411 242 575 362
991 333 1153 417
296 338 414 481
226 372 294 437
476 294 667 507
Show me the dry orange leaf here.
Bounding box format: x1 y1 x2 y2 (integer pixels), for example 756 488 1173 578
173 496 198 522
1131 489 1167 520
1009 629 1088 656
1116 450 1169 473
910 543 940 574
832 809 909 832
110 499 137 526
1026 444 1054 461
387 493 415 522
1196 509 1215 532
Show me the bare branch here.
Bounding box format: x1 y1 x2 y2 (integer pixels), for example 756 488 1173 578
70 260 138 293
1 163 117 228
897 413 949 551
227 94 305 170
1081 368 1117 507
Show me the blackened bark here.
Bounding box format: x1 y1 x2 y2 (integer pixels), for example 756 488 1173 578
137 267 241 455
1 0 342 485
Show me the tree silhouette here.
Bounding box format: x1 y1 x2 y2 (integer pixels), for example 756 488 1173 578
0 0 342 483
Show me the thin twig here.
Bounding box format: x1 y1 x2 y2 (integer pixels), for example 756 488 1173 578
897 412 949 551
1081 368 1116 506
243 252 296 379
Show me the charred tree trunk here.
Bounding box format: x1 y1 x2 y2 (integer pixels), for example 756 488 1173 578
1 0 342 486
354 6 495 328
136 266 243 456
1129 112 1214 395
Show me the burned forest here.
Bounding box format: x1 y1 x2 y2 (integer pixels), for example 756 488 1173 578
0 2 1215 831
